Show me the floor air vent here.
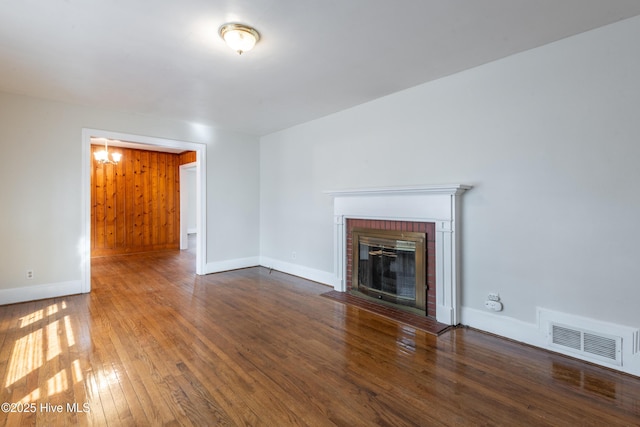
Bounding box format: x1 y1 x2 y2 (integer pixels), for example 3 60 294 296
550 323 622 365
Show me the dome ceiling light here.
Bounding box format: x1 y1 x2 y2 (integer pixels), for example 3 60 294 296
219 23 260 55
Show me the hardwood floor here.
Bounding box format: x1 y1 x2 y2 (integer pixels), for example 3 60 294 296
1 249 639 426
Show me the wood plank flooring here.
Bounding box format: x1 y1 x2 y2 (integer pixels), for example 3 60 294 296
1 248 639 426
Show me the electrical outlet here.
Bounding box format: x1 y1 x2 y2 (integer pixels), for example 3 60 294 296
487 292 500 301
26 270 34 280
292 251 297 260
484 300 503 311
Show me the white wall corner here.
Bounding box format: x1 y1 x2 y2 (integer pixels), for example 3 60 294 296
0 281 84 306
205 257 260 274
259 257 336 289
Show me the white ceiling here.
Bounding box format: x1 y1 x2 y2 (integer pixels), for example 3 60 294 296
2 1 640 136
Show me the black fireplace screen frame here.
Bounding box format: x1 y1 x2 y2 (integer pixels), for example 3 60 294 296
351 227 426 312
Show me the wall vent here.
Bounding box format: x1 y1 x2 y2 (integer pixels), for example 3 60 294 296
550 323 622 366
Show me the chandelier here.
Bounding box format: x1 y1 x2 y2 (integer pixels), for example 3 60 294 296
93 139 122 165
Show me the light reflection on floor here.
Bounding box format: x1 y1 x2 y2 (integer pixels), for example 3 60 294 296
4 301 85 404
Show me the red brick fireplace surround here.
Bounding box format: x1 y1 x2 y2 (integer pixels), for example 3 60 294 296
325 184 472 325
346 219 436 317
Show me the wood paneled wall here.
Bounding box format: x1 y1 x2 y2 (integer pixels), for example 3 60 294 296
179 150 196 164
91 146 196 257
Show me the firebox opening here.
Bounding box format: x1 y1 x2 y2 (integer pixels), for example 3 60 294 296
351 228 426 315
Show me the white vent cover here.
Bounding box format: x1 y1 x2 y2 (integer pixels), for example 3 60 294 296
550 323 622 365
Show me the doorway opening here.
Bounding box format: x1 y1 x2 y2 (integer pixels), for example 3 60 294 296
81 129 207 293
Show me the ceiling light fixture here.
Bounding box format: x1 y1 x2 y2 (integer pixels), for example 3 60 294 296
93 139 122 165
219 23 260 55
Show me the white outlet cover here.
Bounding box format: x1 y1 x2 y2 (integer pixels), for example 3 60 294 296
484 300 503 311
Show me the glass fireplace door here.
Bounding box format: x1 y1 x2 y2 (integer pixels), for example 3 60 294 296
353 229 426 312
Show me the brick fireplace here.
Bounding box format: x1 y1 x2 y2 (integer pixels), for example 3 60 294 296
346 219 436 317
325 184 472 325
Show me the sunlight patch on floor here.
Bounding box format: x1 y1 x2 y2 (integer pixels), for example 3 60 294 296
5 328 43 387
19 388 41 404
19 309 43 328
46 320 61 361
47 369 69 397
5 301 86 403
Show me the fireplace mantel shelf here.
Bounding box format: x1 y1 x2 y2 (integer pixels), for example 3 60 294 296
324 184 472 197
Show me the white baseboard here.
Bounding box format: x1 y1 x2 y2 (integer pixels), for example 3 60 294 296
259 257 336 288
0 280 84 306
461 306 640 378
205 257 260 274
461 306 544 346
204 255 336 288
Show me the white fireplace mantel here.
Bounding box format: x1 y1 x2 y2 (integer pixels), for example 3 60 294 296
325 184 472 326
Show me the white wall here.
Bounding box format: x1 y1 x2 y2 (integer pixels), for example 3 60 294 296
0 92 260 297
260 15 640 370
